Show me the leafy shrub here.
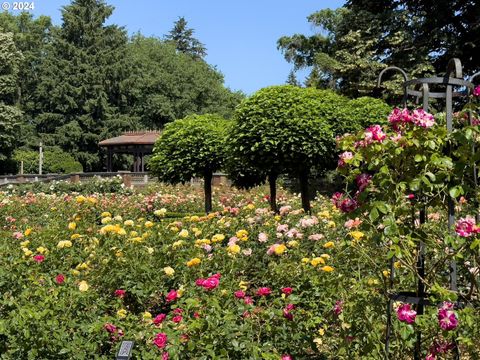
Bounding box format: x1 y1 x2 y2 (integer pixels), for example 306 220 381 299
12 147 83 174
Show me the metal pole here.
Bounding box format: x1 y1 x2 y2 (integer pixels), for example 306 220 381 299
39 142 43 175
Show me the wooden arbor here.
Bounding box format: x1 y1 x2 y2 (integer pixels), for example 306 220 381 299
98 131 161 172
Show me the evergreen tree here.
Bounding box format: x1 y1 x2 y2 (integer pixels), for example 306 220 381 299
286 70 300 86
0 32 23 172
34 0 135 171
164 17 207 59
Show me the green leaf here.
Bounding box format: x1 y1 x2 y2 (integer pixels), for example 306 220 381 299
449 186 463 198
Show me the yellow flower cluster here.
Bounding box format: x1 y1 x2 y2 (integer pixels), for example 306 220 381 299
57 240 73 249
99 224 126 236
227 244 241 255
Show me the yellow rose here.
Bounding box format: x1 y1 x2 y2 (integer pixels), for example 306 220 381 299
124 220 134 227
301 257 310 264
190 215 200 222
101 217 112 224
24 228 32 236
76 195 86 203
164 266 175 276
144 221 154 228
212 234 225 243
71 233 81 240
186 258 201 267
317 210 331 219
20 240 30 247
22 247 33 257
101 211 111 217
286 240 299 248
246 203 255 210
236 229 248 241
323 241 335 249
68 222 77 231
327 221 336 228
78 280 89 292
172 240 184 249
117 309 127 318
179 229 189 238
310 257 325 267
321 266 335 272
143 311 152 320
227 244 241 255
274 244 287 255
239 281 248 291
274 215 281 221
320 253 331 259
154 208 167 217
116 228 127 236
349 231 364 241
383 270 391 278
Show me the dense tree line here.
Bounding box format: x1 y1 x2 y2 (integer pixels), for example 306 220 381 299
278 0 480 99
0 0 242 173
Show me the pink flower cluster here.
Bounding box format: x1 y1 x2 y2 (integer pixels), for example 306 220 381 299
388 108 435 128
104 323 124 342
355 125 386 147
396 303 416 324
455 216 480 237
195 273 221 290
114 289 126 298
437 302 458 331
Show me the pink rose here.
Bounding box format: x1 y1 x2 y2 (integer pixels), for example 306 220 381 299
256 287 271 297
258 232 268 242
165 290 178 302
153 333 168 349
396 303 416 324
282 287 293 296
234 290 246 299
153 313 167 325
33 255 45 263
172 315 183 323
114 289 126 298
55 274 65 284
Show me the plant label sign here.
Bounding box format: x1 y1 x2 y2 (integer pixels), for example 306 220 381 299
116 341 134 360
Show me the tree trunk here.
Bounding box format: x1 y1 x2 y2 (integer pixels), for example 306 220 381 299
299 170 311 214
268 173 278 213
204 171 213 214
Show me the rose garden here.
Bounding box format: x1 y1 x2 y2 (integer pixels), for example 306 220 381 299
1 70 480 359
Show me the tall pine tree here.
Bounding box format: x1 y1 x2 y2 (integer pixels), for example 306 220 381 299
164 17 207 60
0 32 23 172
34 0 134 171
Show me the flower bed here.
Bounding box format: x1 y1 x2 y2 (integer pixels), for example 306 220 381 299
1 184 479 359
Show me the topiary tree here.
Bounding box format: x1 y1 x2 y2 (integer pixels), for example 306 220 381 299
340 96 392 131
149 114 230 213
228 85 348 212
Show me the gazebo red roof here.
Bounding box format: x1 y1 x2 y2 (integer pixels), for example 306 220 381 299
99 131 161 147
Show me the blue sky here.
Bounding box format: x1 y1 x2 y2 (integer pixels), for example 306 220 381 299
9 0 344 94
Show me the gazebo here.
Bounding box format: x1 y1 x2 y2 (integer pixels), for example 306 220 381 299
98 131 161 172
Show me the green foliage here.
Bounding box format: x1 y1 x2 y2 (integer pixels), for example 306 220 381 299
12 147 83 174
150 114 230 183
127 35 243 129
0 32 23 165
